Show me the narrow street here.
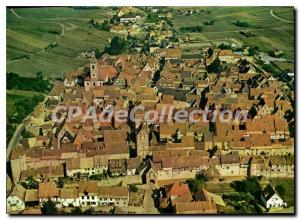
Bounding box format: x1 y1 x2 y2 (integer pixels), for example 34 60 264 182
139 184 159 214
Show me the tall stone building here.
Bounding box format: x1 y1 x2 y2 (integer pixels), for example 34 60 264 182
136 124 149 159
84 58 118 91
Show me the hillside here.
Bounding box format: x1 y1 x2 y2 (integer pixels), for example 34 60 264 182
7 7 123 78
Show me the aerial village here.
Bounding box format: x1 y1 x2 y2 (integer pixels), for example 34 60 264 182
7 7 294 215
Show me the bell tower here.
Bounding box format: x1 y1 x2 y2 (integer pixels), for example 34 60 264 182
137 124 149 159
90 58 98 81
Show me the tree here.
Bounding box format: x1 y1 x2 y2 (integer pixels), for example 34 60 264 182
218 43 231 50
102 169 108 179
129 184 138 192
207 58 221 73
41 199 58 215
275 185 286 197
238 59 250 73
185 179 198 193
164 18 173 27
36 71 43 80
204 20 214 25
248 47 256 56
70 207 83 215
26 176 39 189
180 26 203 33
208 145 218 158
107 36 127 55
58 177 64 188
83 65 90 75
231 176 262 198
234 20 249 28
207 48 213 58
101 20 110 31
196 171 209 182
94 48 102 59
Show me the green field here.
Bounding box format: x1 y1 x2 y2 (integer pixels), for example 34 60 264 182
7 7 122 78
7 93 45 144
172 6 294 60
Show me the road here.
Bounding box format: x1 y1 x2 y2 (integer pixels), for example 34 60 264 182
6 120 26 161
138 184 159 214
270 10 294 24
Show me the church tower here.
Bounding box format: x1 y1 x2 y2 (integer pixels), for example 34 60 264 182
90 58 98 81
136 123 149 159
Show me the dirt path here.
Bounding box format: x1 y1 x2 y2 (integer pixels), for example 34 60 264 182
270 10 294 24
10 8 23 18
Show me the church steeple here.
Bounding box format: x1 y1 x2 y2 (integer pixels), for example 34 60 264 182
90 58 98 81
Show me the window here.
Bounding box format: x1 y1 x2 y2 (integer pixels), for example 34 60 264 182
92 196 94 200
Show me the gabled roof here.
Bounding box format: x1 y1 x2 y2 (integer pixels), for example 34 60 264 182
38 182 59 198
60 188 79 199
164 182 191 198
79 181 98 194
175 201 217 214
263 184 285 202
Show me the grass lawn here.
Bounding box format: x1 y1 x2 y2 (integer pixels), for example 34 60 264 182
204 181 237 195
269 206 294 213
269 177 295 207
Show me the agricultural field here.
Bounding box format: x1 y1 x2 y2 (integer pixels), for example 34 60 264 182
7 7 122 78
7 93 44 144
172 6 294 60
